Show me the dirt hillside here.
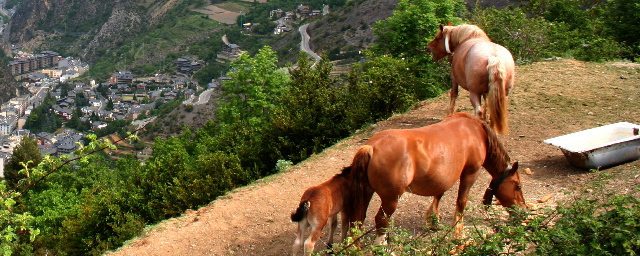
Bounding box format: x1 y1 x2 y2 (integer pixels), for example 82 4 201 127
106 59 640 255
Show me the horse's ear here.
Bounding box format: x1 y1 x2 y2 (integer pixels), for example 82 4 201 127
446 21 453 26
439 24 444 31
509 161 519 174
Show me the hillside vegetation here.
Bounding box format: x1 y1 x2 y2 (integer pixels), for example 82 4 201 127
1 0 639 255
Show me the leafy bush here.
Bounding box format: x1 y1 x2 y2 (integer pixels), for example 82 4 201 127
467 6 555 63
604 0 640 59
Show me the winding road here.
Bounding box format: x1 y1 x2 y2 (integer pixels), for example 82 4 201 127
299 23 321 63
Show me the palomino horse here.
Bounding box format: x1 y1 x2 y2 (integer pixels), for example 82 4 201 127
291 167 353 256
426 23 515 134
347 112 526 242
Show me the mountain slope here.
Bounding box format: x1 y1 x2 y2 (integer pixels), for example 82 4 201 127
0 56 18 102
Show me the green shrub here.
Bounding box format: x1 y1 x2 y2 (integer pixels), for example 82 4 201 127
468 6 557 63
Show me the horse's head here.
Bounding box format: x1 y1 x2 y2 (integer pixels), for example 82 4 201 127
483 161 527 209
426 23 453 62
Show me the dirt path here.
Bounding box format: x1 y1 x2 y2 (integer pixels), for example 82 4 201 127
106 59 640 255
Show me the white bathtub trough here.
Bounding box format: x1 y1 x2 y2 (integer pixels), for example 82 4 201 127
543 122 640 170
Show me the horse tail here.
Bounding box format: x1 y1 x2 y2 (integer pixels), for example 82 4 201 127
291 200 310 222
345 145 373 226
487 57 509 134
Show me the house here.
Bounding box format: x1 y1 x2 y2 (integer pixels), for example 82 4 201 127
270 9 284 19
85 91 97 99
117 84 132 92
154 74 171 84
297 5 310 15
0 107 19 117
283 11 295 21
52 106 72 120
92 121 108 130
36 132 55 146
172 77 188 90
110 71 134 85
41 67 64 78
0 116 17 136
109 94 123 102
274 24 292 34
150 90 163 100
60 70 80 82
164 91 178 101
136 83 147 91
28 72 47 82
184 89 195 99
52 131 84 156
56 97 75 108
89 99 102 107
223 44 242 56
175 57 204 74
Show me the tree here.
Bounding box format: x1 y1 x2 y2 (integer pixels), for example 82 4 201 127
4 135 43 190
215 46 290 128
264 53 349 163
106 99 114 110
371 0 465 59
604 0 640 58
66 106 88 131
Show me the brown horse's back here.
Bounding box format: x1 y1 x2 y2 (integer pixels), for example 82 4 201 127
365 113 487 197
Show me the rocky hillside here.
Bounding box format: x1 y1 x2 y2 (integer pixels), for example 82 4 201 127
7 0 189 63
0 56 18 102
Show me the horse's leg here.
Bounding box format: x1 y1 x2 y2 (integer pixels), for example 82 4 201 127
481 93 488 120
340 211 349 242
425 193 444 229
452 170 480 237
327 215 337 248
469 92 485 120
373 196 399 245
448 82 459 114
293 220 308 256
304 219 327 256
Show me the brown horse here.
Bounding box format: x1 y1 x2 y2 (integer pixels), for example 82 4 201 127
291 167 353 256
347 112 526 243
426 23 515 134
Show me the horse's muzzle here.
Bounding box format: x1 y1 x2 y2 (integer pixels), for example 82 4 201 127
482 188 494 205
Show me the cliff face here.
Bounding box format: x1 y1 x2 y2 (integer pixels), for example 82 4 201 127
0 56 18 103
79 4 145 61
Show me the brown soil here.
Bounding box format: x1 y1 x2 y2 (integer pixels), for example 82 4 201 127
106 59 640 256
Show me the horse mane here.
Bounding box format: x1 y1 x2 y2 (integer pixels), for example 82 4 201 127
344 145 373 227
479 118 510 174
337 166 352 177
446 24 490 46
450 112 509 173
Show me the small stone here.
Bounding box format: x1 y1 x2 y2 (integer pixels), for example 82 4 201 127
524 168 533 175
